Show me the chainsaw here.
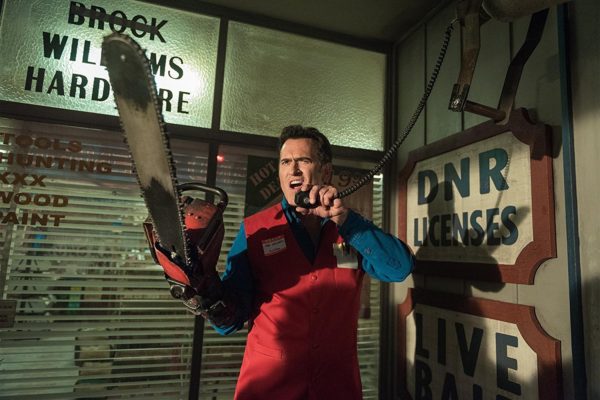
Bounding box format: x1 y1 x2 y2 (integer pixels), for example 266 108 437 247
101 32 229 317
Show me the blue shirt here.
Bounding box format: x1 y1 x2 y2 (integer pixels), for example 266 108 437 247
214 198 415 335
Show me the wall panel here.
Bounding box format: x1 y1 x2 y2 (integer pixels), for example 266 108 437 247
570 0 600 398
393 2 574 398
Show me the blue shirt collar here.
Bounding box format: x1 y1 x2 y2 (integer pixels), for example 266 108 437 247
281 197 329 228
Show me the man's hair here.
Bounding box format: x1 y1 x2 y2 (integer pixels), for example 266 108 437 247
278 125 332 164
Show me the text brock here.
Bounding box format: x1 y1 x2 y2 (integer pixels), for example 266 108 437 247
68 1 168 43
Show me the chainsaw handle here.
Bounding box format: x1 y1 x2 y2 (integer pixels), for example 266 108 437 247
178 182 228 211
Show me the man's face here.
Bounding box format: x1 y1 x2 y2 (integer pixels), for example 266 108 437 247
278 138 332 206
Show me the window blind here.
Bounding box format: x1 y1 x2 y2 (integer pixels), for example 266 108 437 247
1 119 384 399
0 118 205 399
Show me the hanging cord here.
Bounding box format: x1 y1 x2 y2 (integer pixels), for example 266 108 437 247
337 21 456 199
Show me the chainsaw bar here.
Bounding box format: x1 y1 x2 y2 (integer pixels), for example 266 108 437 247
102 32 190 265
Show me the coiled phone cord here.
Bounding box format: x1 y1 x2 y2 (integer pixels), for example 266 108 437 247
338 21 456 199
295 21 456 208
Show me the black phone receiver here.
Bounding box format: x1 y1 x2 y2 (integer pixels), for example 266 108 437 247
294 189 343 209
294 190 319 208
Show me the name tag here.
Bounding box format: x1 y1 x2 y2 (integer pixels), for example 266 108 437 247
333 242 358 269
262 235 286 256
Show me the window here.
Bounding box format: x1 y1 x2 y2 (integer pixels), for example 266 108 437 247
1 2 390 399
222 22 387 151
0 118 207 398
0 123 383 399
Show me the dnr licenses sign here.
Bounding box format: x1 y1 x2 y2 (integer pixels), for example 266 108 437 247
398 109 555 283
398 288 562 400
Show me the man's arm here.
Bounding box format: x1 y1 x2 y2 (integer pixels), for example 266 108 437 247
210 223 255 335
295 183 415 281
338 209 415 282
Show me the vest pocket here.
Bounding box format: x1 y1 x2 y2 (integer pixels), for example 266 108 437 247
251 340 284 360
334 267 361 289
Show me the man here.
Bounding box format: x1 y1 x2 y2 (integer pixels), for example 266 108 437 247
218 125 414 399
155 125 414 399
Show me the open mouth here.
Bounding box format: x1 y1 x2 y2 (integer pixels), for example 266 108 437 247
289 180 303 190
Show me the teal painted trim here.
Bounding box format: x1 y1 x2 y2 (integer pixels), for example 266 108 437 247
557 5 587 399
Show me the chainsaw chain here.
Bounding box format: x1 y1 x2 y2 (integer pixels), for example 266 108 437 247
103 32 192 266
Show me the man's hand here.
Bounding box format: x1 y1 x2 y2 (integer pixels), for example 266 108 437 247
296 184 348 226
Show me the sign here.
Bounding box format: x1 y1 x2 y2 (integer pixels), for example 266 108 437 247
398 288 562 400
398 109 555 283
0 0 220 127
0 127 115 227
245 155 282 217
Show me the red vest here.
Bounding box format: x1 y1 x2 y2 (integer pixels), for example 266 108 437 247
234 203 365 400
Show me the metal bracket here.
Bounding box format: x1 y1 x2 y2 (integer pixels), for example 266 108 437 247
449 0 549 124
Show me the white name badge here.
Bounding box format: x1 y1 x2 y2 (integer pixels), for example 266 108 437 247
262 235 287 256
333 242 358 269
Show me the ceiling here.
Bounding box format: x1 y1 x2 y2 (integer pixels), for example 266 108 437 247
196 0 450 42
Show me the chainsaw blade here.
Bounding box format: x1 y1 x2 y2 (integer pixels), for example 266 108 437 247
102 32 189 265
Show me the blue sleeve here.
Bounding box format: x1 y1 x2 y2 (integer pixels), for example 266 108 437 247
338 209 415 282
211 222 254 335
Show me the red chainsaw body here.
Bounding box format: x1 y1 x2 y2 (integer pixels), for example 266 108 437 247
143 196 225 290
